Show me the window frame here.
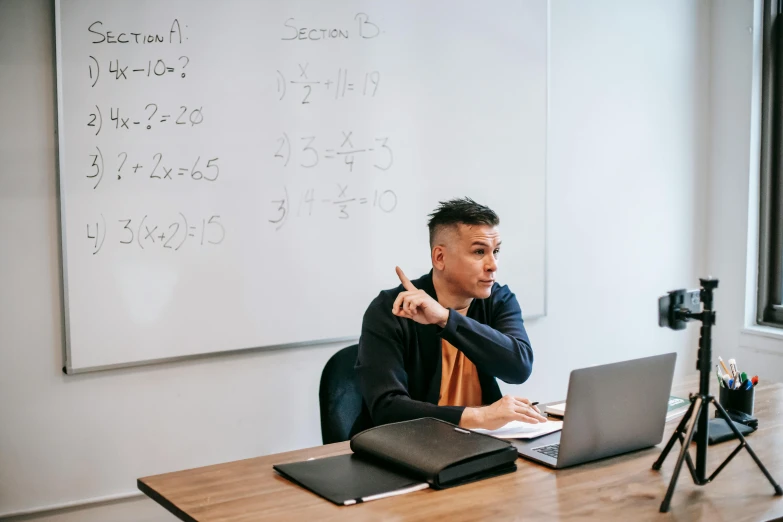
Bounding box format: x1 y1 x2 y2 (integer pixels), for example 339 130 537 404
757 0 783 326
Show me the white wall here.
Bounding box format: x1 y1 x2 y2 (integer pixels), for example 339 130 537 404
707 0 783 382
0 0 710 517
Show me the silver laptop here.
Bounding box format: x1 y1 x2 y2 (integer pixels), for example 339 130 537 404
515 353 677 469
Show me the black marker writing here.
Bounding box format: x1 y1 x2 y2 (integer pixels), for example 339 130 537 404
87 19 187 44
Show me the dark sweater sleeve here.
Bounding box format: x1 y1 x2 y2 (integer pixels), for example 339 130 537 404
355 295 465 427
439 285 533 384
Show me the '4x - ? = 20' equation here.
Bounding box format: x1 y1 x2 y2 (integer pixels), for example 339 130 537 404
87 104 204 136
85 213 225 255
88 148 219 189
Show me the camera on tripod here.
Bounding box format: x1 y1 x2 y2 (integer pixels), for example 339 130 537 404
651 277 781 513
658 288 702 330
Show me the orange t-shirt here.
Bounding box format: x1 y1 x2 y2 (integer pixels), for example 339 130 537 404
438 306 483 407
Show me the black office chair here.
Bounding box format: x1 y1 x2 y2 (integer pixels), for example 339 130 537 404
319 344 366 444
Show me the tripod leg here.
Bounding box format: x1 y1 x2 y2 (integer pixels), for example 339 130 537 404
678 432 699 484
660 397 703 512
653 397 697 471
711 399 783 495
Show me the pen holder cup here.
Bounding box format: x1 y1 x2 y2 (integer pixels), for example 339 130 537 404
719 385 754 416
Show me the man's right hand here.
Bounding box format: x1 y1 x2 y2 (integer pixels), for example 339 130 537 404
459 395 547 430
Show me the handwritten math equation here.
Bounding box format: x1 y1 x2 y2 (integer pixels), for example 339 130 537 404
87 103 204 136
268 184 397 230
87 56 190 87
87 147 219 189
85 213 225 255
274 131 392 172
276 66 380 104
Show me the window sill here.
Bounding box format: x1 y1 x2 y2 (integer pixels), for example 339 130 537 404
739 325 783 354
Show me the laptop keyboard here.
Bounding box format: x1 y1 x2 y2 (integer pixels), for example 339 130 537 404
533 443 560 459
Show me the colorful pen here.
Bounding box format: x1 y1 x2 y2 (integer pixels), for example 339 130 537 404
718 356 731 376
728 358 739 379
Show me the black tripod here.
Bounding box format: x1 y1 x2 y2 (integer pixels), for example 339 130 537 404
652 278 782 512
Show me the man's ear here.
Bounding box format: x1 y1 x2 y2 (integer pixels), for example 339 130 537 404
432 245 446 271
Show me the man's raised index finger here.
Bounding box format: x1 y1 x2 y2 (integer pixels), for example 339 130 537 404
395 266 417 291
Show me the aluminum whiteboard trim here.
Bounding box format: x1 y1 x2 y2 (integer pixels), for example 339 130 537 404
53 0 76 375
63 335 359 374
62 304 546 374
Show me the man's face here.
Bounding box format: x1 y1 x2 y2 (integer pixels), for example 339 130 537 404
439 223 501 300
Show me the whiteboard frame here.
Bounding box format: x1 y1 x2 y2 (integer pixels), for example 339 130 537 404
54 0 78 374
53 0 550 374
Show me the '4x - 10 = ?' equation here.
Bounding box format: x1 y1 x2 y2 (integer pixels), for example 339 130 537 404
88 55 191 87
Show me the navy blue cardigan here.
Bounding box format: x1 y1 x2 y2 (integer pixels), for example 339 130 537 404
354 270 534 429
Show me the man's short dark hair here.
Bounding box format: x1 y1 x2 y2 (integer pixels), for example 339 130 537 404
427 198 499 248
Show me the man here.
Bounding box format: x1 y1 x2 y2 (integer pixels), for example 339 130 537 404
355 198 545 432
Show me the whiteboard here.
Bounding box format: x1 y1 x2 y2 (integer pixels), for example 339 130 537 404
55 0 548 373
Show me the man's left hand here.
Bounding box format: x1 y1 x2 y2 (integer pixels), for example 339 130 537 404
392 267 450 327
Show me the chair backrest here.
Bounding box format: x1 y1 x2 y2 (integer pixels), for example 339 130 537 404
319 344 364 444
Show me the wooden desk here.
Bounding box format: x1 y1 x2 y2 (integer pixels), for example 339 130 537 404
139 378 783 521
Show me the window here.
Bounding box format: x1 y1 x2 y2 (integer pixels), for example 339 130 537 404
758 0 783 326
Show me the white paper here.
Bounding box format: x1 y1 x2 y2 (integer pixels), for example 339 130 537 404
343 483 430 505
545 402 566 416
472 420 563 439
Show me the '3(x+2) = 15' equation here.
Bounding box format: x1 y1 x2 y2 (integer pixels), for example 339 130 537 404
85 213 225 255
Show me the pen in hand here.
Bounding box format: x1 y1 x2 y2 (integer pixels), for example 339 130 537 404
530 401 543 417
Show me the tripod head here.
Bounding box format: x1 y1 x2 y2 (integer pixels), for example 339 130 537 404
658 277 718 378
658 278 719 331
